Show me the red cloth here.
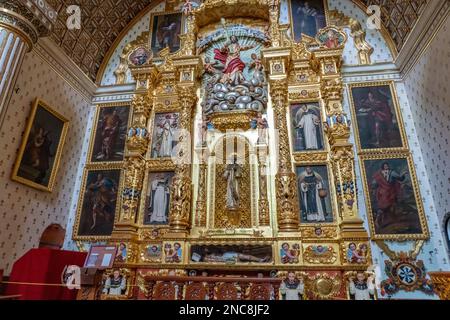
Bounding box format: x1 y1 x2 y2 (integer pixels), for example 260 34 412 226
213 48 245 74
5 248 86 300
372 171 402 209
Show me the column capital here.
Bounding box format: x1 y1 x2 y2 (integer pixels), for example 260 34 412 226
0 0 57 48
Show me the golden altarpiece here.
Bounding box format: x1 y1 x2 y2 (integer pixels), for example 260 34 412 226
74 0 380 300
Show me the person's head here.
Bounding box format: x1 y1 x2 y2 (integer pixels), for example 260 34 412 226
251 53 257 60
257 272 264 278
174 242 181 250
119 243 126 250
381 162 390 170
97 174 103 181
287 272 296 282
349 243 357 251
315 227 322 236
359 244 368 251
368 91 374 101
304 1 310 8
282 243 289 251
204 57 210 63
327 30 335 39
356 272 366 282
306 166 313 175
113 269 121 279
230 35 238 43
151 245 158 252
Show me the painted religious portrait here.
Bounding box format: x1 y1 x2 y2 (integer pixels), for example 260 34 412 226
91 105 130 162
12 99 69 192
296 165 333 223
128 46 152 66
165 242 182 263
350 84 404 151
280 243 300 264
143 171 174 225
290 103 324 152
362 158 425 237
190 245 273 264
150 12 183 55
290 0 327 41
76 169 121 237
151 112 179 158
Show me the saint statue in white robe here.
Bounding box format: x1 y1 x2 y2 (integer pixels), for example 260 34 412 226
295 105 322 150
223 156 242 209
349 273 375 300
148 175 170 223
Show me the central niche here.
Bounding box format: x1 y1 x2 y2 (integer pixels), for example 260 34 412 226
212 135 254 229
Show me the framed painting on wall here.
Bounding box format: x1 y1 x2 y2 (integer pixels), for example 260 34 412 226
150 11 183 55
74 168 122 239
296 164 334 224
348 82 407 153
11 98 69 192
360 154 429 240
289 0 328 42
89 104 131 163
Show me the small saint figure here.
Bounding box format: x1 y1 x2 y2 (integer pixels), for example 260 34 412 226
103 269 126 296
349 272 375 300
115 242 127 262
223 155 242 210
280 272 304 300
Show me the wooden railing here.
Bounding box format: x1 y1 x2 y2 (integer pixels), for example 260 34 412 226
136 276 283 300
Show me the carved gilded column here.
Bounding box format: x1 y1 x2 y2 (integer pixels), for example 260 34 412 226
257 145 270 226
195 161 207 227
0 0 56 124
169 84 198 235
113 66 158 238
316 47 368 238
269 79 300 232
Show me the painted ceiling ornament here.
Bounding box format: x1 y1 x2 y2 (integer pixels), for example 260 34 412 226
128 46 153 67
316 27 346 49
376 240 435 297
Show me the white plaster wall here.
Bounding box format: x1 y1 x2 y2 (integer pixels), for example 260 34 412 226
0 49 91 274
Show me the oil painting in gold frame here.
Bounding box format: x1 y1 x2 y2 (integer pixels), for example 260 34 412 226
347 81 408 154
150 11 185 55
88 103 131 164
359 154 429 240
11 98 69 192
73 166 123 240
288 0 329 42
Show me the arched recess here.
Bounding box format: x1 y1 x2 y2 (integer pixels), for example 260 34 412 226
207 133 259 230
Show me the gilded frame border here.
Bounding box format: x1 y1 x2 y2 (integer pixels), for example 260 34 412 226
288 0 330 43
86 102 132 165
347 81 409 155
293 161 338 226
11 98 69 193
358 153 429 241
72 164 124 241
